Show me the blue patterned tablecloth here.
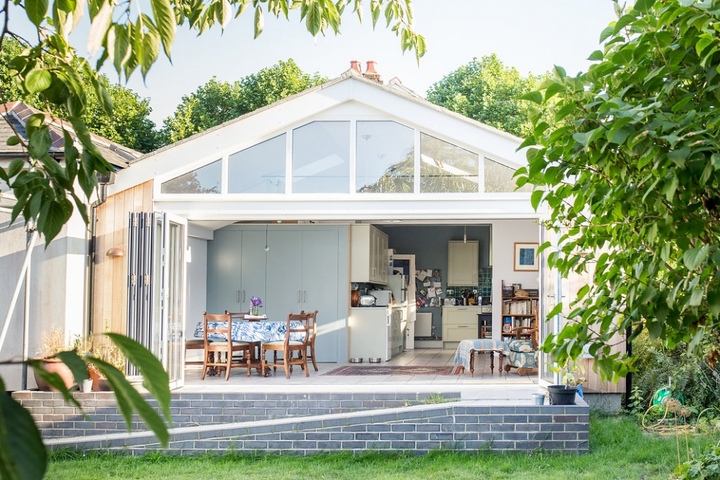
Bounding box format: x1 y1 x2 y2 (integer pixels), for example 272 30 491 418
453 339 510 370
194 320 305 343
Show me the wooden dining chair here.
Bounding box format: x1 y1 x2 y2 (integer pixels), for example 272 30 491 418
201 312 252 380
261 312 309 379
300 310 319 371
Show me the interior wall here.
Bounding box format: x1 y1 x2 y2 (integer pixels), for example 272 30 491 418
185 236 207 338
491 219 541 337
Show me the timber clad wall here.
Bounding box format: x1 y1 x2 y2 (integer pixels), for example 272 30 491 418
14 391 590 454
93 180 153 337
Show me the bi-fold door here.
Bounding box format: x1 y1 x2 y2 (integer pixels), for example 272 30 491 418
127 212 186 389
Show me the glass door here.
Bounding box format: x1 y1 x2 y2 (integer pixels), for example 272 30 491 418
128 212 186 389
158 214 186 389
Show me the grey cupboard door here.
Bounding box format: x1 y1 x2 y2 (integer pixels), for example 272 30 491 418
240 230 268 313
301 229 339 362
206 229 242 312
265 230 303 320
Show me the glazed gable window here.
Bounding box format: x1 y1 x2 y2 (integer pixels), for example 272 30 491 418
356 121 414 193
161 159 221 194
292 121 350 193
419 134 479 193
228 134 286 193
484 158 530 193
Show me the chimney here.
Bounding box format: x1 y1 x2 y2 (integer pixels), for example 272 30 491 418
349 60 362 74
363 60 382 83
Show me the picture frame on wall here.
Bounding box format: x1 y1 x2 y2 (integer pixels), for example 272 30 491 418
514 242 539 271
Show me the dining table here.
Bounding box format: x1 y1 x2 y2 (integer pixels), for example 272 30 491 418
194 318 306 376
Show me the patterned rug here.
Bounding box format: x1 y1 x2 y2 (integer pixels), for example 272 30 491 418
323 365 464 376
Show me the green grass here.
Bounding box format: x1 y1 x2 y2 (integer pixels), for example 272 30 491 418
47 414 718 480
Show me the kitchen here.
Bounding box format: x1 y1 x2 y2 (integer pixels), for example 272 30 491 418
348 223 498 362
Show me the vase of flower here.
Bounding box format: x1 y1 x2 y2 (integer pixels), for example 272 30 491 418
250 296 263 316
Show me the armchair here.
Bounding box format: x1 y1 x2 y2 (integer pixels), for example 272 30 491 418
503 327 538 376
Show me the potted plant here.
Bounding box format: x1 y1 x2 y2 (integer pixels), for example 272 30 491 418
80 334 126 391
32 328 77 391
547 362 585 405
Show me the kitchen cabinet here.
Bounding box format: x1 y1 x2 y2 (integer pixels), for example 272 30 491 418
206 226 344 362
351 224 389 285
442 306 482 348
206 229 266 312
447 241 479 286
265 229 340 361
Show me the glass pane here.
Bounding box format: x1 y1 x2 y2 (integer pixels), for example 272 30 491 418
356 121 414 193
420 134 479 193
292 121 350 193
161 160 221 194
484 158 531 192
228 134 286 193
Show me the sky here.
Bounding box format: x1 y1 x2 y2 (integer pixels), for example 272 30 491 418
20 0 620 125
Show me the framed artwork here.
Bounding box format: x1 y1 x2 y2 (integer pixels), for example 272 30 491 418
514 243 539 271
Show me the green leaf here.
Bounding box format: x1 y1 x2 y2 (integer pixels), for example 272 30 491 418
520 90 542 104
27 127 53 159
25 69 52 94
150 0 176 58
683 246 709 271
106 333 172 424
254 5 265 38
688 285 704 307
0 392 47 480
25 0 49 26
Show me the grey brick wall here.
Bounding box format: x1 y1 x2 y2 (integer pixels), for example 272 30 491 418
15 391 589 455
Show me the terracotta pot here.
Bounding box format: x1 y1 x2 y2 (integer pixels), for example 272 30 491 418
33 359 76 391
88 366 111 391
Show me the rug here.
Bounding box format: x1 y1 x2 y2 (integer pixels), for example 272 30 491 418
323 365 464 376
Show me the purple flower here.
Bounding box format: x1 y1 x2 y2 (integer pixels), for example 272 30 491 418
250 296 263 307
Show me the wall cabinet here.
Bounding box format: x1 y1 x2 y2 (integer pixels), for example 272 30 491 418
206 226 342 362
206 230 266 312
442 306 482 348
351 225 389 285
447 241 479 286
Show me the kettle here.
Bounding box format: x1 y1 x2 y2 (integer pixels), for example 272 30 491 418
359 295 376 306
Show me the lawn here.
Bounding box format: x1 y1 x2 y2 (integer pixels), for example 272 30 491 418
47 414 718 480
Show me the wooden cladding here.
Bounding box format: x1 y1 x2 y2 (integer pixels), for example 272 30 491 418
92 180 153 337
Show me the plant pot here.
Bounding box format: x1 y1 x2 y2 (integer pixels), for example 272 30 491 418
88 366 111 391
547 385 577 405
33 359 76 391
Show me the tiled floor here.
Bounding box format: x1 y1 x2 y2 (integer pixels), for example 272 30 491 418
181 348 539 400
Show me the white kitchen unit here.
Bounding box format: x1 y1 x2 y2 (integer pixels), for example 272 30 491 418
349 307 391 362
447 240 479 286
350 224 389 285
442 306 482 349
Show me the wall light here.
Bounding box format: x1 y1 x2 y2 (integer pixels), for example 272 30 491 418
106 247 125 257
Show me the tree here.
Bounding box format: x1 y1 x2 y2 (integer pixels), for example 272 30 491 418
517 0 720 381
426 54 543 138
0 0 425 243
1 38 161 153
160 59 326 144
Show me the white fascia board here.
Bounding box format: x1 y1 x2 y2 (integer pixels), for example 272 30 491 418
153 195 541 223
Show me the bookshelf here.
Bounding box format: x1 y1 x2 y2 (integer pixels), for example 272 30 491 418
501 296 538 336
